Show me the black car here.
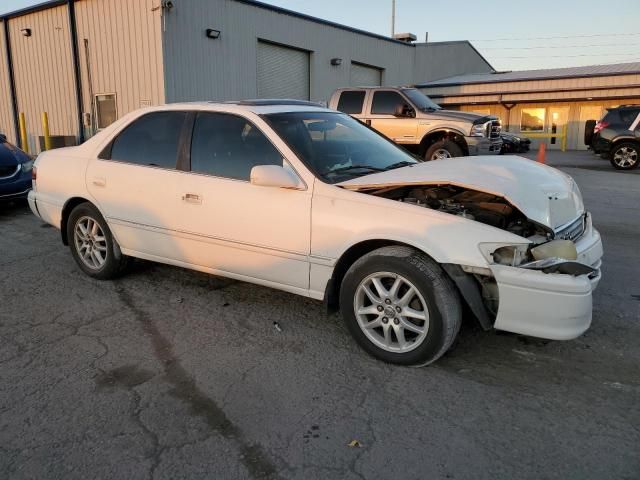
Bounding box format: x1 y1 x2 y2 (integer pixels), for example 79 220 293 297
499 132 531 154
0 134 34 201
585 105 640 170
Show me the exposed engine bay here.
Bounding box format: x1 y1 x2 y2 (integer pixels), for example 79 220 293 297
368 184 550 240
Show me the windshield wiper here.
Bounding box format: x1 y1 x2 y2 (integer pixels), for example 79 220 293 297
327 165 387 175
384 160 416 170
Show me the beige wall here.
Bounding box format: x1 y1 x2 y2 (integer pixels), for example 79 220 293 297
0 21 16 143
459 99 639 150
9 5 77 153
75 0 164 137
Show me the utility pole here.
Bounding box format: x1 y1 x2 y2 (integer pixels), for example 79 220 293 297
391 0 396 37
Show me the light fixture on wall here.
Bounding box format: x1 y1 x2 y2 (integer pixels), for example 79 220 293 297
330 58 343 66
205 28 221 39
21 28 32 37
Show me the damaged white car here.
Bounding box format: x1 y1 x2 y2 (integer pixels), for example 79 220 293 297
28 102 603 365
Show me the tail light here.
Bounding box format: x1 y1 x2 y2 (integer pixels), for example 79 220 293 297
594 121 609 133
32 166 37 181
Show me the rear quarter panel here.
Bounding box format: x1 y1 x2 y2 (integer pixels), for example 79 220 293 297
33 148 91 228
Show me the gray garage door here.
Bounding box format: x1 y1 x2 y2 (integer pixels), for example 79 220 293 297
350 62 382 86
257 41 310 100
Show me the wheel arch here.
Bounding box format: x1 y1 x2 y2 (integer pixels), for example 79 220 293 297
326 237 450 304
324 238 494 331
60 196 96 245
419 129 469 156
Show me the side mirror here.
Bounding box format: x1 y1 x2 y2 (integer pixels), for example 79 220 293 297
0 134 6 143
250 164 303 189
394 104 413 118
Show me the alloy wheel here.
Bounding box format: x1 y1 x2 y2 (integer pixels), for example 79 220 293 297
430 148 452 160
74 216 108 270
353 272 430 353
613 146 638 168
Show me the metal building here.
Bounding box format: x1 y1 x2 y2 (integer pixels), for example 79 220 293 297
0 0 493 153
418 63 640 150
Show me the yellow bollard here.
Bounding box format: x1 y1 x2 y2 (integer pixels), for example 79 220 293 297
19 112 29 154
41 112 52 151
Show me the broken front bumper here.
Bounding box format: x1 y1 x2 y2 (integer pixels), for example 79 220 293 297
491 218 602 340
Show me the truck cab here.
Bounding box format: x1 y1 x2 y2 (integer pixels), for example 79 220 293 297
329 87 502 160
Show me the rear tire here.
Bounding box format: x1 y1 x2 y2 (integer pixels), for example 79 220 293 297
609 142 639 170
424 140 463 161
339 246 462 366
67 202 129 280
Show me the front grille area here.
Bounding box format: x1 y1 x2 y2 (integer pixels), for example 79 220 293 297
490 120 502 140
554 215 586 242
0 164 19 180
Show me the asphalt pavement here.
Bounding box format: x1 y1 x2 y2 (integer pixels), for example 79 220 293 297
1 150 638 479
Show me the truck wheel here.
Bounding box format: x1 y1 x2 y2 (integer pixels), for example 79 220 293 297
339 246 462 366
424 140 463 160
610 143 639 170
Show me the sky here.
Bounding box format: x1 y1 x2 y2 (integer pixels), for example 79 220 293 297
2 0 639 71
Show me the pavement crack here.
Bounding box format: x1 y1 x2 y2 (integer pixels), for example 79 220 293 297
113 282 281 479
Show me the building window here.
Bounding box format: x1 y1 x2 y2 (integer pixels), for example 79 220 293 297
520 108 546 132
95 94 117 130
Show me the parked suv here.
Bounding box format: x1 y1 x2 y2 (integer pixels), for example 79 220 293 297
585 105 640 170
329 87 502 160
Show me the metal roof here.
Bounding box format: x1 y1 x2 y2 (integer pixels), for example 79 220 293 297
417 62 640 88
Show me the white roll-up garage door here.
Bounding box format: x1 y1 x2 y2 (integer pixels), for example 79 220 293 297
257 41 310 100
350 62 382 87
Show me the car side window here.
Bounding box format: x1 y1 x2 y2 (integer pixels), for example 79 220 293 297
371 91 407 115
108 111 187 168
337 91 366 114
619 108 640 129
190 112 282 181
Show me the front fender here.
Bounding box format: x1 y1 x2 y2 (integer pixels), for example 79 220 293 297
311 181 527 268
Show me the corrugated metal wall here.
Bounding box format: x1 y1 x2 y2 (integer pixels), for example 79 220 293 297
162 0 416 103
0 21 15 143
75 0 165 136
9 5 77 153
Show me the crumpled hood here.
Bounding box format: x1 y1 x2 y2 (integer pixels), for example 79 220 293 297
338 156 584 230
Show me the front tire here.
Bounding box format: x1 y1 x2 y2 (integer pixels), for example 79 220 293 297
609 143 639 170
67 202 129 280
424 140 463 161
339 246 462 366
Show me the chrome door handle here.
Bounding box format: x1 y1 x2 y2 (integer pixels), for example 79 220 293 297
182 193 202 204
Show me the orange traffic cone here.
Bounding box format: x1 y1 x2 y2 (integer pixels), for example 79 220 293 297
537 143 546 164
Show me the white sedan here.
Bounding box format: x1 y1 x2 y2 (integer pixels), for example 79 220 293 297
28 101 603 366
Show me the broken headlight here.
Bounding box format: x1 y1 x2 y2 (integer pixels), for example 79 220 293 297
479 243 530 266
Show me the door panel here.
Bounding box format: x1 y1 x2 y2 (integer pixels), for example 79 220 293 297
86 110 188 260
547 106 569 150
367 91 417 143
176 175 311 288
87 161 185 259
176 111 311 289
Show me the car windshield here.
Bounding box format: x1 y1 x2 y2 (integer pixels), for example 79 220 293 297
402 88 441 111
264 111 419 184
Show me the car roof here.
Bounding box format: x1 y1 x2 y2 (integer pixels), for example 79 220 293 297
144 100 334 115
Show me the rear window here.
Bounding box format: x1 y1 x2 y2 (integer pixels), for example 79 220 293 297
337 91 366 114
619 108 640 125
